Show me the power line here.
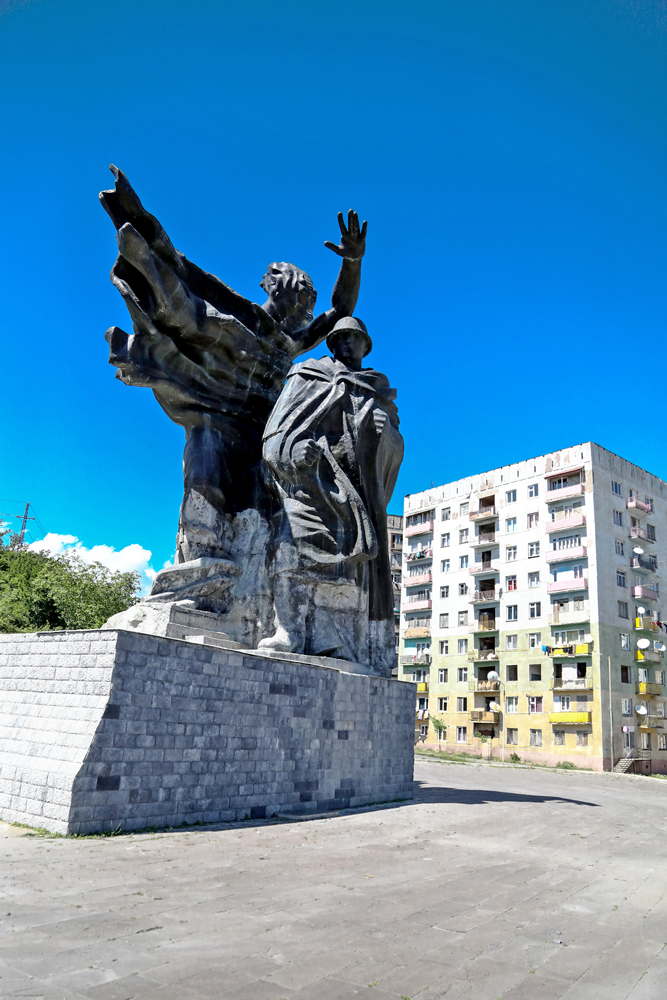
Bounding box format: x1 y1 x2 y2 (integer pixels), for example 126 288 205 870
0 502 37 544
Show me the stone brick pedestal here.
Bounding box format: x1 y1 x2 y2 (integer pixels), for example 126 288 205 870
0 629 415 834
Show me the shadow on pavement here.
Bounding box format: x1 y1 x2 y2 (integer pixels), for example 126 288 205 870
413 780 600 808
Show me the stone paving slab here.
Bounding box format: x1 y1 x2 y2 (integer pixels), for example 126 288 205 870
1 759 666 999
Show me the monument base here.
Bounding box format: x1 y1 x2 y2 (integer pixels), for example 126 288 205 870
0 628 415 835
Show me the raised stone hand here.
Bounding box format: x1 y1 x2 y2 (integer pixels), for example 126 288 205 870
292 439 322 468
324 210 367 261
373 409 388 436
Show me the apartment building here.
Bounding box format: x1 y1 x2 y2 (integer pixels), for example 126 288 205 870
399 443 667 774
387 514 404 674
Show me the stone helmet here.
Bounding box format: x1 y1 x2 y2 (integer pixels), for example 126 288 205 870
325 316 373 358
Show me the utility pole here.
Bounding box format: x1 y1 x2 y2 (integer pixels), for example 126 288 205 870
0 502 36 544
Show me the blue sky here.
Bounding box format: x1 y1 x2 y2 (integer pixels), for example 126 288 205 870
1 0 666 579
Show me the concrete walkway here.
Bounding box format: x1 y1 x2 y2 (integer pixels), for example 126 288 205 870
1 759 666 1000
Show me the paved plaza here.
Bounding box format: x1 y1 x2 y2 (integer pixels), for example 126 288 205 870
1 758 666 1000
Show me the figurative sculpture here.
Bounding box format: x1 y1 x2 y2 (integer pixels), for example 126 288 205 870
101 167 403 674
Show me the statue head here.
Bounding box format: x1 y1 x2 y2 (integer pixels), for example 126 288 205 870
326 316 372 369
260 262 317 333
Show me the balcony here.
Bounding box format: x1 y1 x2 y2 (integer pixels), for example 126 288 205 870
405 598 432 611
630 527 655 544
468 678 501 692
416 682 429 694
549 609 590 625
635 649 661 663
399 653 431 665
468 621 498 633
470 710 500 724
404 625 431 638
469 564 499 576
632 586 658 602
468 651 499 663
545 514 586 533
405 548 433 563
551 675 593 690
548 711 592 725
547 578 588 594
404 572 432 587
545 483 585 500
627 497 653 514
631 556 657 572
470 588 502 603
547 643 593 657
635 617 658 631
546 546 587 564
471 535 497 548
469 506 497 521
636 681 663 696
405 521 434 538
638 716 665 729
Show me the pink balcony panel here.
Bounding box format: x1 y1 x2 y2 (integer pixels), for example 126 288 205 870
632 586 658 601
404 573 432 588
405 598 432 611
545 483 585 500
627 498 652 514
405 521 434 537
547 577 588 594
546 546 587 564
546 514 586 533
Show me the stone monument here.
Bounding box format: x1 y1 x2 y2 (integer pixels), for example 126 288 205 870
0 168 414 834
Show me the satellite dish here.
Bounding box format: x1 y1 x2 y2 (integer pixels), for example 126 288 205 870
637 638 650 649
489 702 501 712
635 705 648 715
584 634 593 643
487 670 500 681
633 547 644 555
656 642 666 652
637 606 646 615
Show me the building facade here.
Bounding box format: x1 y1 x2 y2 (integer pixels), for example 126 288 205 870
387 514 404 675
399 443 667 774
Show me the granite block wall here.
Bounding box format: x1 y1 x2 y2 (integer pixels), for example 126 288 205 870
0 629 415 834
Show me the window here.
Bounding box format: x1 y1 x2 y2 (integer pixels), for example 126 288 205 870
530 729 542 746
573 596 586 610
459 529 468 545
441 560 450 573
528 542 540 558
506 728 518 745
457 696 468 712
612 480 622 496
621 665 629 683
622 698 633 715
441 507 450 521
506 634 518 650
655 670 666 686
459 555 468 570
620 633 630 650
529 602 541 619
529 696 543 712
506 546 517 561
506 517 517 532
528 632 541 648
439 640 449 655
577 731 589 747
528 483 539 498
419 724 428 737
437 727 447 742
457 666 468 681
456 726 467 743
615 540 625 556
437 697 448 711
459 583 468 596
507 605 518 621
617 571 627 588
418 697 427 710
528 572 540 589
438 668 448 683
618 601 629 618
457 640 468 656
613 510 623 526
440 586 449 599
656 702 666 718
528 512 539 529
647 524 656 541
506 489 517 503
530 666 542 682
458 611 468 627
441 533 450 547
659 734 667 751
505 696 518 713
439 614 449 628
641 732 651 751
506 575 517 591
506 664 518 681
554 730 565 746
638 667 649 683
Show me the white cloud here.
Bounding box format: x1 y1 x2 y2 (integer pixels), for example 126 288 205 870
28 533 158 595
